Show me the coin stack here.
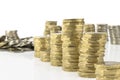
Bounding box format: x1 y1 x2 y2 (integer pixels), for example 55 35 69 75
83 24 95 32
95 61 120 80
40 50 50 62
78 32 107 78
44 21 57 36
50 33 62 66
50 25 62 33
109 25 120 44
97 24 108 32
62 18 85 72
40 35 50 62
97 24 108 41
34 37 46 58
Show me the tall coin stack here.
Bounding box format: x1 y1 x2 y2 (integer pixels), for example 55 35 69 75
83 24 95 32
109 25 120 44
40 35 50 62
95 61 120 80
44 21 57 36
50 33 62 66
34 37 46 58
78 32 107 78
97 24 108 32
62 19 84 72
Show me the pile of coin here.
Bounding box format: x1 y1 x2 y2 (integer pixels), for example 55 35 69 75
50 33 62 66
44 21 57 36
40 50 50 62
0 30 34 52
34 37 46 58
5 30 20 46
83 24 95 32
97 24 108 32
95 61 120 80
78 32 107 78
5 30 19 40
109 25 120 44
62 18 84 72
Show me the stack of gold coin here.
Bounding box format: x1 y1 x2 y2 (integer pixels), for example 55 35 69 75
62 18 85 72
34 36 46 58
44 21 57 36
97 24 108 32
50 33 62 66
50 25 62 33
78 32 107 78
40 50 50 62
95 61 120 80
83 24 95 32
40 35 50 62
45 35 50 51
109 25 120 44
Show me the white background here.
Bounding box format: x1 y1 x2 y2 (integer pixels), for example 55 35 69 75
0 0 120 80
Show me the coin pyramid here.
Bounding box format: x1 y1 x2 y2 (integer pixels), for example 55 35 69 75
95 61 120 80
50 33 62 66
78 32 107 78
61 19 84 72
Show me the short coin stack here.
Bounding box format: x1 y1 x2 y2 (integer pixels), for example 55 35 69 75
109 25 120 44
50 33 62 66
95 61 120 80
34 37 46 58
40 35 50 62
97 24 108 32
78 32 107 78
62 19 84 72
40 50 50 62
44 21 57 36
83 24 95 32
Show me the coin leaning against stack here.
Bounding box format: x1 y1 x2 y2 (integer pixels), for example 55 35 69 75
44 21 57 36
50 33 62 66
78 32 107 78
62 18 85 72
83 24 95 32
109 25 120 44
95 61 120 80
34 36 46 58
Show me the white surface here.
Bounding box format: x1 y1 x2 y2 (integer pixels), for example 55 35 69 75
0 43 120 80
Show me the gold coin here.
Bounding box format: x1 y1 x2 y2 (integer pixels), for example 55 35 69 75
78 72 96 78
